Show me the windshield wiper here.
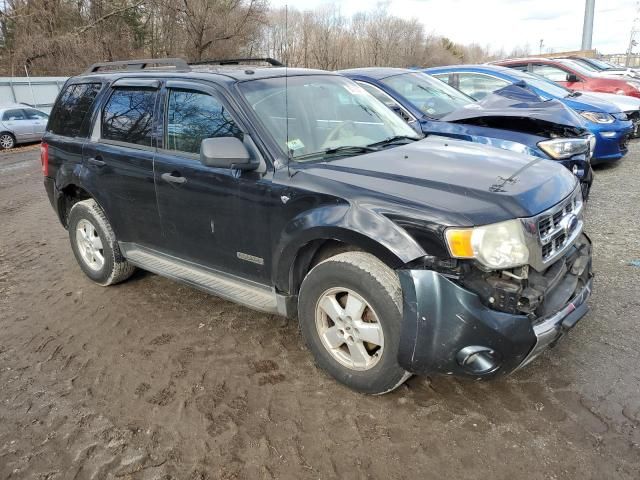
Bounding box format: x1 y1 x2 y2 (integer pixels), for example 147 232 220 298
294 145 380 161
566 91 582 98
367 135 422 148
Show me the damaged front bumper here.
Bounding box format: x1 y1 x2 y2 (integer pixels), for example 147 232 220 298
396 236 593 378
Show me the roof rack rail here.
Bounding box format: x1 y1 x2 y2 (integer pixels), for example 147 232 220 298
190 58 284 67
84 58 190 74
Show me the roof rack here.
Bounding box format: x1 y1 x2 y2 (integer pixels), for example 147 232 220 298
190 58 284 67
83 58 191 74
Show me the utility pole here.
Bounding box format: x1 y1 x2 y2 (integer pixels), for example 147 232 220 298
581 0 595 50
626 2 640 67
539 39 544 55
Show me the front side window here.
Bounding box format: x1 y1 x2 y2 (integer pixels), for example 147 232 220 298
48 83 102 137
532 64 571 82
2 109 26 121
456 73 510 100
380 72 473 118
166 89 242 154
102 88 156 147
239 75 420 161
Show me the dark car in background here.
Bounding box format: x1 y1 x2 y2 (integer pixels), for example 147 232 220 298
494 57 640 99
340 68 594 197
42 58 592 394
426 64 635 163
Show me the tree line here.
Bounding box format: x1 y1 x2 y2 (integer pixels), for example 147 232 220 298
0 0 531 76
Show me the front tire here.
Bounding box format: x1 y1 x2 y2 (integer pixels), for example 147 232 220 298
298 251 410 394
67 199 135 286
0 133 16 150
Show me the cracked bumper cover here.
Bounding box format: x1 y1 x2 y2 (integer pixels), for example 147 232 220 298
397 263 593 378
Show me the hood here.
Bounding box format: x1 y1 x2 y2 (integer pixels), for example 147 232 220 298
579 91 640 112
298 136 577 226
440 83 587 133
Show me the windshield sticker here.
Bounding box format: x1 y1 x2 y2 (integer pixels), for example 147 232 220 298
286 138 305 151
344 84 367 95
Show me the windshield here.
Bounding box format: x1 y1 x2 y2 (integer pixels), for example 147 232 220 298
505 69 572 97
380 72 473 119
586 57 618 70
239 75 420 161
556 59 595 76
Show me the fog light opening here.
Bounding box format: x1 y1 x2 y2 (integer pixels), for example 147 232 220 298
456 346 501 375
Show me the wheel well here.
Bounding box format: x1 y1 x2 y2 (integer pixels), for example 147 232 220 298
59 185 92 227
288 239 399 296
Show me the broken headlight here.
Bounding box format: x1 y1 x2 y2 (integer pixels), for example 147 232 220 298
579 111 615 124
538 138 590 159
445 219 529 270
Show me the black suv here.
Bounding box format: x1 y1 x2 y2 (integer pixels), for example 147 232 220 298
43 58 593 394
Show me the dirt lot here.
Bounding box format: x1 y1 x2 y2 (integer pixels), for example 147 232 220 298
1 144 639 480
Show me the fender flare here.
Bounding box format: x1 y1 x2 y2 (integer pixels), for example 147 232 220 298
272 203 426 293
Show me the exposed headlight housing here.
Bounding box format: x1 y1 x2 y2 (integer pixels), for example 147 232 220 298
579 111 615 124
445 219 529 270
538 138 590 159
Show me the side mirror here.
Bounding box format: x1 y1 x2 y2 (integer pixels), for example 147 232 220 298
200 137 255 170
566 73 580 83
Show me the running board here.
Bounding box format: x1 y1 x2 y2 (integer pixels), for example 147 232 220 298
119 243 290 316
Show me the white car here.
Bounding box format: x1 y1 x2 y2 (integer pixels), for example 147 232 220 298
0 104 49 149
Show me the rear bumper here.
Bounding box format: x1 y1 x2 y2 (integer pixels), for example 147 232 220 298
397 241 593 378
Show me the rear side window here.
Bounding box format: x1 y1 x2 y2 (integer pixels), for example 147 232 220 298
2 109 26 121
165 89 242 154
532 64 569 82
25 109 48 120
48 83 102 137
102 88 156 147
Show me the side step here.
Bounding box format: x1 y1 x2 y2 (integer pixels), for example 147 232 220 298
120 243 287 315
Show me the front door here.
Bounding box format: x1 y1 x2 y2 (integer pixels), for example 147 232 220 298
81 81 162 249
2 109 32 141
153 81 275 284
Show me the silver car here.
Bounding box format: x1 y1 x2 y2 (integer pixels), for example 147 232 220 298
0 104 49 149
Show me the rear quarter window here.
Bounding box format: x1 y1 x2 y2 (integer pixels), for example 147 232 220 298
48 83 102 137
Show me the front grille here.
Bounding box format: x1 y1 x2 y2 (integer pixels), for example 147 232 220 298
537 192 582 262
620 134 630 151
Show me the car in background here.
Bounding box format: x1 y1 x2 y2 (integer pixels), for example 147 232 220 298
426 65 635 163
562 56 639 79
0 104 49 149
339 68 594 197
494 57 640 99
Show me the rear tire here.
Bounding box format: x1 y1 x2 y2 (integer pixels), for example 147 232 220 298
0 132 15 150
298 251 410 394
67 199 135 286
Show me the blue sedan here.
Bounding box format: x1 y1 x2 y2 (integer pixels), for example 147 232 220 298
425 65 633 164
340 67 595 197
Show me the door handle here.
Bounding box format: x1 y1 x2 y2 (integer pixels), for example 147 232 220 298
161 172 187 185
88 156 105 167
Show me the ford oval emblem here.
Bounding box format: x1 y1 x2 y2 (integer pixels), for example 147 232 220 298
563 214 579 235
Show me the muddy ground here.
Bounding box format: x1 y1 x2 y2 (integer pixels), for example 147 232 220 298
0 143 639 480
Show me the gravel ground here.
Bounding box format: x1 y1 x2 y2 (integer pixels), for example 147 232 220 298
0 143 639 479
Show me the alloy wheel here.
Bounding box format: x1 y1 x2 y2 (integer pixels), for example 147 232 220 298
315 287 384 371
0 134 14 149
75 219 105 271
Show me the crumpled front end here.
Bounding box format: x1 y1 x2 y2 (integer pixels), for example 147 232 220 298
397 224 593 378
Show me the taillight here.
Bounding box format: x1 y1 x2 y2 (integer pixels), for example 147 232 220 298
40 142 49 176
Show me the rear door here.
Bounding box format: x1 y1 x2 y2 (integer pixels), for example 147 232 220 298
23 108 49 138
81 80 162 249
2 109 33 141
153 81 275 283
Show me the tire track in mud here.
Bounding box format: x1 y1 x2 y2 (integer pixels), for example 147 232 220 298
1 148 640 479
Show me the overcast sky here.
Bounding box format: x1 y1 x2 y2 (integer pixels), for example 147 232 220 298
270 0 638 55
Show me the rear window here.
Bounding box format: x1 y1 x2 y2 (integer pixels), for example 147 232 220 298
48 83 102 137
